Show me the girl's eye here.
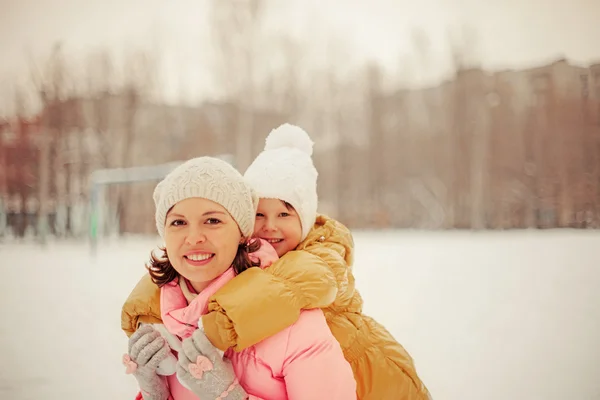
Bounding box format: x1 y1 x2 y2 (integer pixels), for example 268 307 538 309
206 218 222 225
256 213 264 217
170 219 185 226
279 212 290 217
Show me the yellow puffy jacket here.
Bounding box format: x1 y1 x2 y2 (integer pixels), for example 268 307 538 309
121 272 161 338
201 215 430 400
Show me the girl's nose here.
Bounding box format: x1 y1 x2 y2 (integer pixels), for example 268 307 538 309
263 219 277 232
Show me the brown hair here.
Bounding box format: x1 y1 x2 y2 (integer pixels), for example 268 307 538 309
146 239 262 287
281 200 295 211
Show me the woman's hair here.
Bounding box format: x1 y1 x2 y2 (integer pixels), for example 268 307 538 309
146 239 262 287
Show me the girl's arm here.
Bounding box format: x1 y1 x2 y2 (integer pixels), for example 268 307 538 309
122 273 162 337
202 249 339 351
203 218 355 352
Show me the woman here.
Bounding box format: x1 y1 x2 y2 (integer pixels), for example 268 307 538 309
120 156 356 399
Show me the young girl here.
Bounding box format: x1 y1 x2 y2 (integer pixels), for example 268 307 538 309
120 156 356 399
201 124 431 399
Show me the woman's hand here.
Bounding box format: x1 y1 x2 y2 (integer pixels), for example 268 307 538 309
124 324 171 400
177 329 248 400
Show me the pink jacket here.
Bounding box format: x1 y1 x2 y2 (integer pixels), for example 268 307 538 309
158 240 357 400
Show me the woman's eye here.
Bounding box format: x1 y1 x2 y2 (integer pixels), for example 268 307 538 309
170 219 185 226
256 213 264 217
279 212 290 217
206 218 222 224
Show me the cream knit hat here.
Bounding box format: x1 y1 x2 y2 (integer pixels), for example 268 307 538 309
153 156 258 239
244 123 318 241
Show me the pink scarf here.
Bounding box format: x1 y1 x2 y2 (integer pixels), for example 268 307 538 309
160 239 278 339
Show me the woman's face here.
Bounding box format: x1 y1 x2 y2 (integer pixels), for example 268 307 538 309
164 197 241 292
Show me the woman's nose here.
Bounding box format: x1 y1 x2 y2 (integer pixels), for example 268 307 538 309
185 227 206 245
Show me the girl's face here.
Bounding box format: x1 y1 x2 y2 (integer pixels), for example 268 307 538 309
254 198 302 257
164 197 241 292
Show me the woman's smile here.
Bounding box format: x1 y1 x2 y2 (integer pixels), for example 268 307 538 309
184 251 215 266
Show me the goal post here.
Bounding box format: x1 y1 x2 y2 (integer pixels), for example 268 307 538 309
88 154 235 254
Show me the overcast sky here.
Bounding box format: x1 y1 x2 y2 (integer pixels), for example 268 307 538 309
2 0 599 114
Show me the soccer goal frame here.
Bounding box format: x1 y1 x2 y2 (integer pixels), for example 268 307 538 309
88 154 234 254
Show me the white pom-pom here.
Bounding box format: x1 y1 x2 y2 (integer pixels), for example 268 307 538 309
264 123 314 156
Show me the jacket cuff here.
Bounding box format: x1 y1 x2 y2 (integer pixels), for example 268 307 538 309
202 311 236 351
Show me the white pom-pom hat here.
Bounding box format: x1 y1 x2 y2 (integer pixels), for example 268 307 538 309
244 123 318 241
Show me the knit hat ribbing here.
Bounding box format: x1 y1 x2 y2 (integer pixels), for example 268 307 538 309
153 156 258 239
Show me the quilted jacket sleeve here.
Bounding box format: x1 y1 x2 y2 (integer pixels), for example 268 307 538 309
202 215 355 352
121 273 162 337
202 250 338 351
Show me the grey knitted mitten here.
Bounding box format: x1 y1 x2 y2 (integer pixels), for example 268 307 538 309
176 329 248 400
125 324 171 400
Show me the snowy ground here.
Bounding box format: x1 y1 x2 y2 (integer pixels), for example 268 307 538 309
1 230 600 400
